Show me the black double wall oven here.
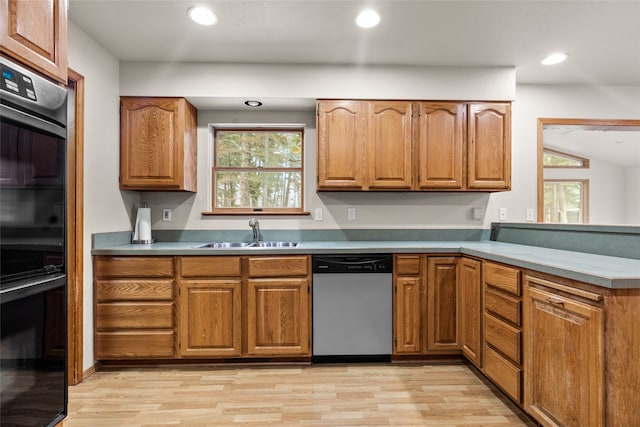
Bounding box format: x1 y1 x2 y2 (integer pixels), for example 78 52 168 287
1 56 68 427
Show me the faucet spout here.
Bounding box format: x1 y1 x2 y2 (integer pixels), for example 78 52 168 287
249 218 261 244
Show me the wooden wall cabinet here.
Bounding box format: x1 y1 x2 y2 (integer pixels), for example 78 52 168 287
0 0 68 83
316 99 511 192
482 261 523 404
120 97 197 192
94 256 175 359
524 275 604 427
393 255 425 354
459 257 482 367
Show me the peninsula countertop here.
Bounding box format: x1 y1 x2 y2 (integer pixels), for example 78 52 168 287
92 240 640 289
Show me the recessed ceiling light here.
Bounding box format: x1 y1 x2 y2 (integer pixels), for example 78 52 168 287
188 6 218 26
356 9 380 28
542 53 568 65
244 100 263 107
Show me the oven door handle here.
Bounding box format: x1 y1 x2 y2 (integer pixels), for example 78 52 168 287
0 103 67 139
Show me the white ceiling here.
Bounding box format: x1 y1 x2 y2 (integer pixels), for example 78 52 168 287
69 0 640 86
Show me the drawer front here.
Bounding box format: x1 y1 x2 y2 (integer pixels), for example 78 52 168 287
484 313 521 364
94 257 173 278
96 302 173 329
179 256 242 278
395 255 421 275
484 287 521 326
95 331 174 358
248 256 309 277
484 262 521 296
95 279 174 301
484 344 522 404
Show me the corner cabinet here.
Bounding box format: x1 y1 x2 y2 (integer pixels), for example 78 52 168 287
0 0 68 83
459 257 482 367
426 257 461 353
316 99 511 192
120 97 197 192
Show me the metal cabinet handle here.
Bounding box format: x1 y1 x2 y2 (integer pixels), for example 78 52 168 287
546 296 565 306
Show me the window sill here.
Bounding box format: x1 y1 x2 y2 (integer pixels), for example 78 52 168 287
201 211 311 216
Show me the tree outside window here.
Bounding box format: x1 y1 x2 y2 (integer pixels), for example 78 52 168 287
543 180 589 224
212 127 304 214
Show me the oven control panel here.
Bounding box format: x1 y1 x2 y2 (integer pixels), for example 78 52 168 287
1 64 37 102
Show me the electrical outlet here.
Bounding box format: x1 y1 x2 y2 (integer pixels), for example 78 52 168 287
499 207 507 221
526 208 535 222
347 207 356 221
315 208 323 221
162 208 171 222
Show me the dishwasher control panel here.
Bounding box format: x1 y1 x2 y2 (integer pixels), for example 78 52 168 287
312 255 393 274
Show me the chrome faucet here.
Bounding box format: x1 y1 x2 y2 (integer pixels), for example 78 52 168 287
249 218 261 244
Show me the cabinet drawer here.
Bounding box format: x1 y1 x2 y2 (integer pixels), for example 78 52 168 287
485 287 521 326
395 255 421 275
95 279 174 301
96 302 173 329
484 344 522 404
484 313 521 364
484 262 521 296
248 256 309 277
179 256 242 278
95 257 173 278
95 331 174 358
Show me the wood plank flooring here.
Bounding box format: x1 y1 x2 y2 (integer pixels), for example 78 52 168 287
65 363 535 426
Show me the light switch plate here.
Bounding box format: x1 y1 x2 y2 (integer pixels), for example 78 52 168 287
347 207 356 221
526 208 535 222
315 208 323 221
162 208 171 222
499 207 507 221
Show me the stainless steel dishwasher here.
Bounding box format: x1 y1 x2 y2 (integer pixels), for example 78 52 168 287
312 255 393 362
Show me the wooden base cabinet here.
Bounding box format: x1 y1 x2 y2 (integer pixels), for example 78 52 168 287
94 256 175 359
524 276 604 427
393 255 425 354
426 257 461 353
459 257 482 367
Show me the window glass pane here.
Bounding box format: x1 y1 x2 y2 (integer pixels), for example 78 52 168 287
543 150 585 167
215 171 302 209
543 182 585 223
216 131 302 168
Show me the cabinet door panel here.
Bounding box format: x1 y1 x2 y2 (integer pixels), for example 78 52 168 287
459 258 481 366
467 103 511 190
426 257 460 352
417 102 465 189
0 0 68 83
524 285 604 427
316 100 366 189
394 276 423 354
178 280 242 357
246 278 310 355
367 101 413 189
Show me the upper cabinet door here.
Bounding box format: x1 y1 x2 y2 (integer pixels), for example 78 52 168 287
120 97 197 192
416 102 465 190
367 101 413 189
467 102 511 190
0 0 68 83
316 100 366 190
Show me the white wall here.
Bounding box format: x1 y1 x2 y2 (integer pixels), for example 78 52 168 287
67 22 139 369
626 166 640 224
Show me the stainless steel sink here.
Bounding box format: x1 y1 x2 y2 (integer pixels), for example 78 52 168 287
250 241 299 248
195 241 299 249
195 242 251 248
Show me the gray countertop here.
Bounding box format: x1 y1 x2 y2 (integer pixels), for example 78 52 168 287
92 240 640 289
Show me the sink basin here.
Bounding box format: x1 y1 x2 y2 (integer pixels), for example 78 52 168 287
194 241 299 249
195 242 251 248
250 241 299 248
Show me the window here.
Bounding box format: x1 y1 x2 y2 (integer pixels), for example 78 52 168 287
543 180 589 224
210 126 304 214
543 148 589 168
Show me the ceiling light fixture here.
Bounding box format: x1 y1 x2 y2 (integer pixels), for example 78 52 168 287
188 6 218 26
244 100 263 107
542 52 568 65
356 9 380 28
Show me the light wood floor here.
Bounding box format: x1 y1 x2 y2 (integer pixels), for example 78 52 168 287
65 363 535 426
